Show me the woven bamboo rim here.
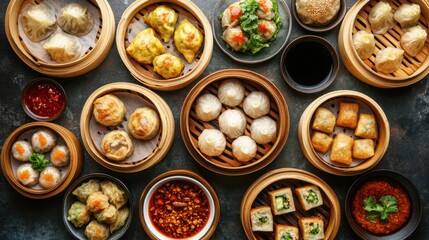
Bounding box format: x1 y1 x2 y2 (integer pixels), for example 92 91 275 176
116 0 213 91
80 82 175 173
1 122 83 199
240 168 341 240
139 169 220 240
180 69 290 176
339 0 429 87
298 90 390 176
5 0 115 78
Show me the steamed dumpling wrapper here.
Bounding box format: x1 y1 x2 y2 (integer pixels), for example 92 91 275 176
57 3 94 36
218 109 247 139
198 129 226 156
144 5 178 42
110 207 130 233
368 1 394 34
221 2 243 29
394 3 421 29
401 25 427 57
72 179 101 202
222 26 248 51
353 30 375 60
174 19 204 63
232 136 257 162
126 28 166 64
21 3 56 42
44 32 82 63
100 181 128 209
195 93 222 122
375 47 404 74
255 0 275 20
217 79 245 107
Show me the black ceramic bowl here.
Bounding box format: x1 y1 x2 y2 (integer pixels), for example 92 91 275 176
280 35 339 93
345 169 422 240
63 173 132 240
291 0 346 32
212 0 292 64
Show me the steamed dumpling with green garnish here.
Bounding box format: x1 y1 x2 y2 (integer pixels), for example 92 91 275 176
255 0 275 20
221 2 243 29
223 26 248 51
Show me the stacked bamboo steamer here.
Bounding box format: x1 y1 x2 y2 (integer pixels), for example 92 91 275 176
339 0 429 88
1 122 83 199
5 0 115 78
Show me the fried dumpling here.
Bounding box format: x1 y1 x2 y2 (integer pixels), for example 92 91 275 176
257 20 277 42
72 179 101 202
195 94 222 122
39 166 61 189
375 47 404 74
21 4 56 42
368 1 394 34
353 30 375 60
57 3 94 36
198 129 226 156
100 181 128 209
87 192 110 213
93 94 126 127
44 32 82 63
223 26 248 51
221 2 242 29
110 207 129 233
127 107 160 140
256 0 275 20
85 220 110 240
174 19 204 63
401 25 427 57
68 201 91 228
295 0 340 26
94 204 118 224
144 5 178 42
153 53 184 79
101 130 134 161
393 3 421 29
126 28 166 64
12 140 33 162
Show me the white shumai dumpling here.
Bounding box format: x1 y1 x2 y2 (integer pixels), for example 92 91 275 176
375 47 404 74
222 2 242 29
243 91 270 118
256 0 275 20
16 163 39 187
394 3 421 29
257 20 277 42
57 3 94 36
44 32 82 63
11 140 33 162
217 79 245 107
195 94 222 122
250 116 277 144
50 145 70 167
353 30 376 60
31 128 57 153
39 166 61 189
223 26 248 51
368 1 394 34
21 4 56 42
232 136 257 162
198 129 226 156
401 25 427 57
218 109 247 139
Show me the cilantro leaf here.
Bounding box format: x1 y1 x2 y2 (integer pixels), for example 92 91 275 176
28 153 49 171
363 195 398 222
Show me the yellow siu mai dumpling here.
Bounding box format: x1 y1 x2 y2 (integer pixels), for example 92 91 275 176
153 53 184 79
174 19 204 63
144 5 178 42
126 28 166 64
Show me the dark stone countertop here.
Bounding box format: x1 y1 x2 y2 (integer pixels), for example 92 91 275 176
0 0 427 239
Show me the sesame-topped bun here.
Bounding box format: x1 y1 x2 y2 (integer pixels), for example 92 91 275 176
296 0 341 26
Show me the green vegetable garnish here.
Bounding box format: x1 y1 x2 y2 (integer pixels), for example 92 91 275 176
309 223 320 235
28 153 49 171
259 216 268 223
306 189 319 204
275 195 290 210
363 195 398 222
281 232 293 240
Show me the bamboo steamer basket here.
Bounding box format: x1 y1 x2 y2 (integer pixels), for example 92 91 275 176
1 122 83 199
298 90 390 176
180 69 290 176
5 0 115 78
80 82 174 173
339 0 429 88
139 169 220 240
241 168 341 240
116 0 213 91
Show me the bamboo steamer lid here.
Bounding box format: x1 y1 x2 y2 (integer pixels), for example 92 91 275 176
180 69 290 176
80 82 175 173
241 168 341 240
5 0 115 78
116 0 213 91
298 90 390 176
338 0 429 87
1 122 83 199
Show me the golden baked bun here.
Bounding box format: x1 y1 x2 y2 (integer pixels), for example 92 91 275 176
127 107 160 140
101 130 134 161
93 94 126 126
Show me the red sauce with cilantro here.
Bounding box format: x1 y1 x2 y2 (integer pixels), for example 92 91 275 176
23 81 65 119
149 180 210 238
352 180 411 235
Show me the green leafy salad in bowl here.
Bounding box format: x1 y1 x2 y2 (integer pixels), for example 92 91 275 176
219 0 282 54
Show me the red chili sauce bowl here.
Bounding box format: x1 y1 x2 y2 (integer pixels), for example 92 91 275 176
21 78 67 121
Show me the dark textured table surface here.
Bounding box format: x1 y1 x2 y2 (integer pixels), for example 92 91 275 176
0 0 428 239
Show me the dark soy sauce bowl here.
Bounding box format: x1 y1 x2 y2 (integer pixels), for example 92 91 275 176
280 35 339 94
